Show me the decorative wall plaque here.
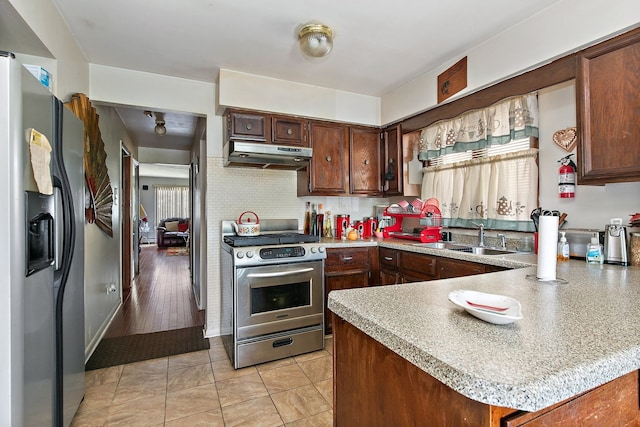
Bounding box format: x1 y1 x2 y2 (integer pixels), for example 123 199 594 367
66 93 114 237
437 57 467 103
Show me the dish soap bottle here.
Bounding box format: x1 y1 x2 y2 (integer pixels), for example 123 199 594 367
557 231 569 262
586 232 603 264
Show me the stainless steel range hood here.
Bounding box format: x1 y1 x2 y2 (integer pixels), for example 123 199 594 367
223 140 312 170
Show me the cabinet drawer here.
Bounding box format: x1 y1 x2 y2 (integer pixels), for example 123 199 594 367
326 247 370 271
400 252 437 278
439 258 485 278
379 248 399 268
272 116 307 146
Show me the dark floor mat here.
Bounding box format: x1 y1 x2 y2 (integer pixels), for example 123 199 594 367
85 326 210 371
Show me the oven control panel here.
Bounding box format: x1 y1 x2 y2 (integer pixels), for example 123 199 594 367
260 246 306 259
231 244 326 266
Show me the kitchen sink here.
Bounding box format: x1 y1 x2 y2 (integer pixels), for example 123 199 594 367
412 242 517 255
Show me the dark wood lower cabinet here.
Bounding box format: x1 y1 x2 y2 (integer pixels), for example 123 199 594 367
324 246 378 334
333 316 640 427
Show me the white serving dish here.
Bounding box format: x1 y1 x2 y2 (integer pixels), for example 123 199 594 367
448 290 523 325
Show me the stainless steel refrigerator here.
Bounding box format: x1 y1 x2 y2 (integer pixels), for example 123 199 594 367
0 51 85 426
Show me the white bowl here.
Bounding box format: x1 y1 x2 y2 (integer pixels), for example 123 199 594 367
448 290 523 325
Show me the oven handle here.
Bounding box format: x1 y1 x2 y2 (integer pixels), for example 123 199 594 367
247 267 315 278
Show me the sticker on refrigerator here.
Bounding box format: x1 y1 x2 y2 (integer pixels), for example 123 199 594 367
26 128 53 195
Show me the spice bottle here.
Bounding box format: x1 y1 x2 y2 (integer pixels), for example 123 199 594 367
303 202 311 234
324 211 333 238
316 204 324 237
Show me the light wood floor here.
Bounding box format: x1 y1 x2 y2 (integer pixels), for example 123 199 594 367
103 244 205 338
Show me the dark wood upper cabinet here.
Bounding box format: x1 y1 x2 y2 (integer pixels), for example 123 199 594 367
271 115 308 146
349 126 382 196
299 121 349 195
383 124 403 196
227 110 268 141
576 28 640 184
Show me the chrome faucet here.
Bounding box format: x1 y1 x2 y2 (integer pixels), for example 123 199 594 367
471 222 485 247
497 233 507 249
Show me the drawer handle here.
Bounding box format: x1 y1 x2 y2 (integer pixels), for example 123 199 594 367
342 256 353 261
384 256 393 261
246 123 252 130
273 338 293 348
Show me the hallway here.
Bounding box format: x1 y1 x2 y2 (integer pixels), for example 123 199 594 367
104 245 204 338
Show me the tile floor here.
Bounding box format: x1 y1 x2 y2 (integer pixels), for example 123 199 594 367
71 336 334 427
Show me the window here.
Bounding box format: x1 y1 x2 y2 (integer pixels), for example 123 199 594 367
155 186 189 221
418 94 539 232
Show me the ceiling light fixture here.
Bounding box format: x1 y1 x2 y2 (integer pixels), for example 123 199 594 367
154 119 166 136
298 24 334 58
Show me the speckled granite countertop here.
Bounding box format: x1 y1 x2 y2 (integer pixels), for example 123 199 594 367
326 240 640 412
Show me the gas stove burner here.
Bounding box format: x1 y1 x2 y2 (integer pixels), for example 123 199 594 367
224 232 320 247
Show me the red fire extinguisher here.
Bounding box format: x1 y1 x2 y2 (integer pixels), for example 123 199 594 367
558 154 576 198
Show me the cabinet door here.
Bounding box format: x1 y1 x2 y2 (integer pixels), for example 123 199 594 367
325 247 371 334
227 110 268 141
272 116 308 146
380 269 401 286
350 127 382 196
383 125 403 196
325 272 369 334
399 252 438 282
306 122 349 194
439 258 485 279
576 28 640 184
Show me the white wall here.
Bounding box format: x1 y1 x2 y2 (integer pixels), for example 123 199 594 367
138 146 192 165
218 69 381 126
381 0 640 125
538 81 640 229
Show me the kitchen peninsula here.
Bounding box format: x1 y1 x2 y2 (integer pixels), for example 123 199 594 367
328 244 640 425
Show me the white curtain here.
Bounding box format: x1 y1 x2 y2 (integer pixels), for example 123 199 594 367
418 93 539 160
155 186 189 222
422 149 538 231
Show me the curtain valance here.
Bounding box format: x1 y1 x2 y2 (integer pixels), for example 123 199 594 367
418 93 539 161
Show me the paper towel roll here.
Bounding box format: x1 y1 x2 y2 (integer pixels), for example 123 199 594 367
537 215 558 280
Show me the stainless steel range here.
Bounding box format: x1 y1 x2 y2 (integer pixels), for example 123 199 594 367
221 219 326 369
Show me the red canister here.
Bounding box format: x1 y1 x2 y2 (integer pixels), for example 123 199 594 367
363 217 378 238
336 215 350 239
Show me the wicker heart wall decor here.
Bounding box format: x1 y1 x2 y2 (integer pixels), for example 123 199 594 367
552 127 578 152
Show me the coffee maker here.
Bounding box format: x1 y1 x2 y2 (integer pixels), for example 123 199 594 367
604 218 629 265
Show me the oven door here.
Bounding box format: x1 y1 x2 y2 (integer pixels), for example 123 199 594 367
235 260 324 340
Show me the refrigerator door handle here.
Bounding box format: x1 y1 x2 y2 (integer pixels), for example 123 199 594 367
53 187 63 271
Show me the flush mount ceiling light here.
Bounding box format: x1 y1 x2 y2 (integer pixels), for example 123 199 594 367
298 24 334 58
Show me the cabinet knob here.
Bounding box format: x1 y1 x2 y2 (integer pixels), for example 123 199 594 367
246 123 252 130
326 156 332 162
287 128 293 135
364 159 370 165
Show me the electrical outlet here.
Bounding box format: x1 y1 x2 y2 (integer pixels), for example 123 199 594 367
106 283 117 295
